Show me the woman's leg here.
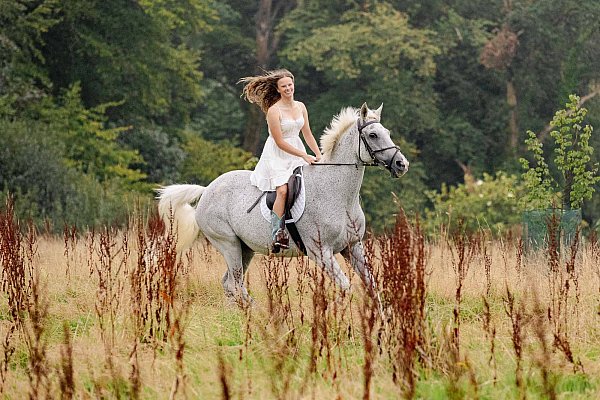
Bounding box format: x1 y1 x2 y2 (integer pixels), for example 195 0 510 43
271 184 289 251
273 184 288 218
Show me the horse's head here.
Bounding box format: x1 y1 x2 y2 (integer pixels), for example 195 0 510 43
357 102 409 177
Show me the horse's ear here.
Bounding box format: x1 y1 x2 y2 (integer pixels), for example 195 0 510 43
375 103 383 120
360 102 369 121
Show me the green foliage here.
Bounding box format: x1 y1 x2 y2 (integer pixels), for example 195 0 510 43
425 172 523 236
41 0 213 125
121 125 185 184
0 0 59 115
1 0 599 230
520 95 600 210
35 83 147 189
519 130 555 209
551 95 599 208
0 119 144 230
180 132 254 185
361 143 429 233
283 3 439 80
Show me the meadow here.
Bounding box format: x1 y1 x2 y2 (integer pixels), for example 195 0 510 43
1 201 599 399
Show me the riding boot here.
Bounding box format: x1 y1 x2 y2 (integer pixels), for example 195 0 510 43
270 211 289 253
276 213 290 250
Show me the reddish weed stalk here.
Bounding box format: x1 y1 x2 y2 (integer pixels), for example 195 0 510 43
169 300 191 400
481 244 497 385
589 231 600 316
308 230 334 378
545 217 585 373
503 285 526 399
218 350 232 400
128 339 141 400
131 210 190 396
1 200 51 398
447 222 479 353
22 223 52 400
59 323 75 399
131 211 183 344
532 296 557 400
0 197 24 393
256 255 299 399
262 254 294 330
63 224 78 280
90 226 125 380
1 198 51 397
357 234 380 400
376 210 427 398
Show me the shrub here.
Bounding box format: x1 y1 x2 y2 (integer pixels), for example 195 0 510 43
0 119 148 230
179 131 254 185
520 94 599 210
425 172 523 236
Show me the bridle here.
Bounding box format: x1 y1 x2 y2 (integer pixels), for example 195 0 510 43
356 119 402 168
315 119 402 170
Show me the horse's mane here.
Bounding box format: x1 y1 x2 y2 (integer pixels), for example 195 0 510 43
320 107 359 159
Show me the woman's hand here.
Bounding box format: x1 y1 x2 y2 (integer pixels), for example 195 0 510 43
302 154 317 164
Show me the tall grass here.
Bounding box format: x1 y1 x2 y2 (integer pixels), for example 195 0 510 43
0 198 598 398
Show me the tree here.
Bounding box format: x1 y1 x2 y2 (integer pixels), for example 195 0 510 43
0 0 59 116
36 83 147 189
41 0 213 126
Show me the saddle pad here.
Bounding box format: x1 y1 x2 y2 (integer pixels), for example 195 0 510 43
260 171 305 223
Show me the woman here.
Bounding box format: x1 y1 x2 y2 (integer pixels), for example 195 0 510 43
240 69 322 251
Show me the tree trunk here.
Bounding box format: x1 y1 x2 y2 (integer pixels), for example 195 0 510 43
242 104 265 155
507 75 519 153
241 0 295 154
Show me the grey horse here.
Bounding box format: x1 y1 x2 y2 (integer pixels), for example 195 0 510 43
156 103 409 302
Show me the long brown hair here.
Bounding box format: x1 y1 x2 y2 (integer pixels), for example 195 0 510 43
239 69 294 113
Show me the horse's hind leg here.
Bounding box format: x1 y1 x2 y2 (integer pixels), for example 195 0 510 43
206 236 251 304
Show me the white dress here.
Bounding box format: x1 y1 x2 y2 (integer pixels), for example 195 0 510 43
250 104 308 191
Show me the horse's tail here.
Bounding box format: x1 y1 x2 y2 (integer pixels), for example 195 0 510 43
156 184 205 252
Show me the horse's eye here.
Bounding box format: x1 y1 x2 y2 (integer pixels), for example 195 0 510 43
369 132 378 138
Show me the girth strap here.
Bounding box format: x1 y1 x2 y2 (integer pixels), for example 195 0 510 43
285 219 306 255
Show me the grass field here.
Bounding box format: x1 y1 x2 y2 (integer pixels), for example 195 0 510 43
1 204 599 399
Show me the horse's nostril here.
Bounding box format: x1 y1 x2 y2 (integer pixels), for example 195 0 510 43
395 160 404 169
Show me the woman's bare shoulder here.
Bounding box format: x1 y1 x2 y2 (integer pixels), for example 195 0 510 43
266 104 279 116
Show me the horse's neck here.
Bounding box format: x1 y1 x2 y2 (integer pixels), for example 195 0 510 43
326 126 360 166
318 128 364 204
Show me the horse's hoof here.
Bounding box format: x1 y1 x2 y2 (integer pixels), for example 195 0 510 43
224 294 254 309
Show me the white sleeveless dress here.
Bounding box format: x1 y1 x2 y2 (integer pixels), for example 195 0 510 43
250 104 308 191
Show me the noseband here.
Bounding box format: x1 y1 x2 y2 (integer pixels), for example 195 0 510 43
357 119 402 169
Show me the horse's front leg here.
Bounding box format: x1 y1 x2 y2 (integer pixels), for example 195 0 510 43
310 247 350 292
343 241 384 315
344 241 376 290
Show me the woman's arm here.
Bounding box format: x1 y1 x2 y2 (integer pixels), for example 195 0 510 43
267 107 315 163
298 102 322 161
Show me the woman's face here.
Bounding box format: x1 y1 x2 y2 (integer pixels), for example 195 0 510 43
276 76 294 98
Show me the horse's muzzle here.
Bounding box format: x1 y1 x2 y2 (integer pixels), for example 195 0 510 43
390 155 409 178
